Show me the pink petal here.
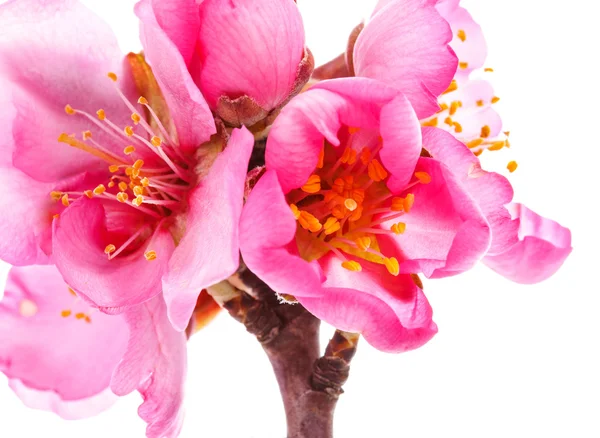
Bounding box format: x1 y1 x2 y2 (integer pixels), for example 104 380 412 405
354 0 458 118
136 0 215 150
385 157 490 277
111 295 187 438
195 0 305 111
239 170 324 298
440 6 487 77
483 204 572 284
147 0 200 66
0 0 137 182
0 265 128 418
299 253 437 353
52 198 175 312
266 77 406 193
163 127 254 331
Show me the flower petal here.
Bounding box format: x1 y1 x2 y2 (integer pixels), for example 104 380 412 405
299 253 437 353
136 0 215 150
163 127 254 331
0 0 137 182
483 204 572 284
240 170 324 298
111 295 187 438
0 265 128 418
52 198 175 311
354 0 458 118
195 0 305 111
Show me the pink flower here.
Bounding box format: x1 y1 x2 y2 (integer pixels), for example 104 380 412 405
353 0 459 118
239 78 495 352
136 0 312 127
0 0 255 433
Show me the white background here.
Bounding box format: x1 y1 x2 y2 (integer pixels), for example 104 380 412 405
1 0 599 436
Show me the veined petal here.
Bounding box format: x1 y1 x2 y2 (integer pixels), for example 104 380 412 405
0 265 128 418
163 127 254 331
111 295 187 438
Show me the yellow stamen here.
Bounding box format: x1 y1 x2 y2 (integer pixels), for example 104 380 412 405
58 133 123 165
124 126 134 137
82 130 93 140
68 287 77 296
107 72 118 82
151 136 162 147
108 181 116 188
289 204 301 219
138 96 149 105
391 197 405 212
459 62 469 69
481 125 491 138
488 141 507 151
104 244 116 254
133 195 144 207
422 117 438 127
65 104 75 115
84 316 92 323
391 222 406 235
109 164 120 173
484 67 494 72
118 182 128 192
449 101 460 116
133 159 144 170
476 100 484 107
344 198 358 211
341 147 357 165
466 138 484 148
355 236 372 251
298 211 322 233
323 217 341 235
84 190 94 199
453 122 463 133
116 192 129 203
415 172 431 184
50 191 63 201
61 194 70 207
360 147 371 165
457 29 466 42
443 80 458 94
133 186 144 196
93 184 106 195
444 116 453 126
75 313 85 320
367 159 388 182
507 161 518 173
491 96 500 104
131 113 141 124
61 310 72 318
301 175 321 194
383 257 400 276
342 260 362 272
317 146 325 169
124 145 136 155
404 193 415 213
144 250 157 261
96 109 106 120
140 177 150 187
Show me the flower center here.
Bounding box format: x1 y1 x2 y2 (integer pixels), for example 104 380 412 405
50 72 196 261
287 127 430 276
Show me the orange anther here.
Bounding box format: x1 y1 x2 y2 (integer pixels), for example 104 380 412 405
352 188 365 204
301 175 321 194
61 194 70 207
466 139 484 148
75 313 85 320
449 101 460 116
481 125 491 139
131 113 141 124
138 96 148 105
444 116 453 126
133 186 144 196
360 147 371 165
344 198 358 211
507 161 518 173
491 96 500 104
144 250 157 261
151 136 162 147
140 177 150 187
391 197 405 212
332 177 345 194
84 190 94 199
133 195 144 207
443 80 458 94
116 192 129 203
415 171 431 184
355 236 372 251
384 257 400 276
107 72 118 82
457 29 466 42
298 211 322 233
488 141 506 151
289 204 301 219
331 205 346 219
342 260 362 272
367 159 388 182
453 122 463 133
118 182 128 192
341 147 357 165
108 181 115 188
93 184 106 195
104 244 116 254
82 130 93 140
476 100 484 107
459 62 469 69
96 109 106 120
124 145 136 155
403 193 415 213
422 117 438 127
108 164 120 173
50 191 63 201
317 146 325 169
348 126 360 134
484 68 494 72
391 222 406 235
65 104 75 115
348 205 363 222
124 126 134 137
133 159 144 170
61 310 72 318
323 217 341 235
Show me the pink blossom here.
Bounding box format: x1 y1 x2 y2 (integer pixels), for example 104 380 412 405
353 0 459 118
0 0 255 433
240 78 496 352
136 0 311 127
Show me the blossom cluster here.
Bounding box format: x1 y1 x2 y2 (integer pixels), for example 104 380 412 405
0 0 571 436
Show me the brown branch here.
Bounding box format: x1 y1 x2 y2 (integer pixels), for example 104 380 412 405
220 269 359 438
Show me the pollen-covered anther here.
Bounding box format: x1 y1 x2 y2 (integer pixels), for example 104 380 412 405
124 145 135 155
65 104 75 115
107 72 118 82
467 138 484 148
61 194 70 207
96 109 106 120
476 100 484 107
108 181 116 188
133 195 144 207
341 147 357 165
133 159 144 170
383 257 400 276
84 190 94 199
355 236 372 251
367 159 388 182
391 197 405 212
82 130 93 140
289 203 301 219
116 192 129 203
301 175 321 194
342 260 362 272
459 62 469 69
415 171 431 184
457 29 466 42
124 126 134 137
133 186 144 196
481 125 491 138
323 217 341 235
344 198 358 211
138 96 149 105
140 177 150 187
449 101 461 116
404 193 415 213
118 182 128 192
50 191 63 201
491 96 500 104
298 211 322 233
391 222 406 235
108 164 120 173
443 80 458 94
61 310 72 318
453 122 463 133
131 113 141 125
144 250 157 261
93 184 106 195
507 161 518 173
151 136 162 147
75 313 86 320
104 244 116 255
